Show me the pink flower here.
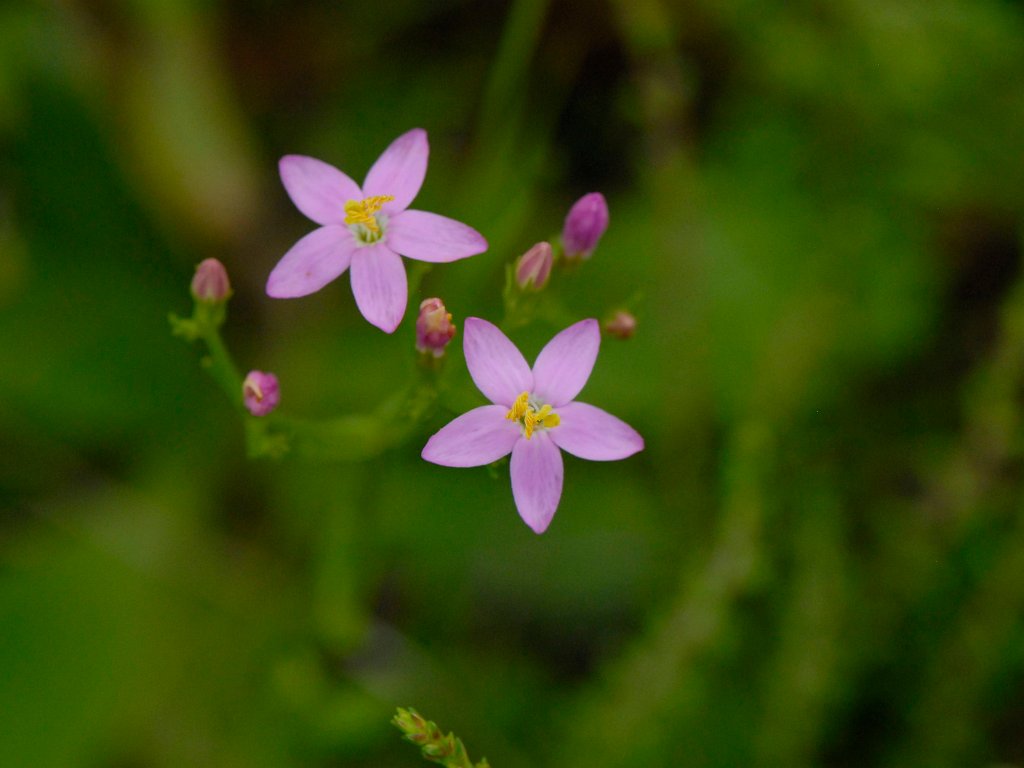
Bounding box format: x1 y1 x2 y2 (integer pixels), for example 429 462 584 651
243 370 280 416
422 318 644 533
267 129 488 333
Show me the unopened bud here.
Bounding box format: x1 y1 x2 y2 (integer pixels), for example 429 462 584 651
416 298 457 357
562 192 609 261
604 310 637 339
393 708 431 743
191 258 232 302
514 242 553 291
243 370 280 416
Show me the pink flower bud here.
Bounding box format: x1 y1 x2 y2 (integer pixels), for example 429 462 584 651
191 258 232 302
562 192 609 260
604 310 637 339
416 298 457 357
514 242 553 291
242 370 280 416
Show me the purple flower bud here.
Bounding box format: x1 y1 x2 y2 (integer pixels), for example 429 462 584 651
514 242 553 291
562 192 609 260
191 258 232 302
243 370 280 416
415 298 457 357
604 310 637 339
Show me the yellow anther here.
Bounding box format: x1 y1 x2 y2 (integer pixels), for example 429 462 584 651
536 405 560 429
523 409 538 439
506 391 530 422
344 195 395 233
506 391 559 439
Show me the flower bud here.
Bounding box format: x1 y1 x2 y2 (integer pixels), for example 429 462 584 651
393 708 432 744
514 241 553 291
415 298 457 357
604 310 637 339
191 258 232 302
243 370 280 416
562 192 609 260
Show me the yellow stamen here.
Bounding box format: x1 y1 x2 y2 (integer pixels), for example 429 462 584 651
344 195 395 233
505 391 559 439
523 408 538 439
506 391 530 423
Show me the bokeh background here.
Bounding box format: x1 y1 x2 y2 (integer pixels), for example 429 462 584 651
4 0 1024 765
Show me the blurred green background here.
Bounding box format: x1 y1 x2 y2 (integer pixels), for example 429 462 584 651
3 0 1024 765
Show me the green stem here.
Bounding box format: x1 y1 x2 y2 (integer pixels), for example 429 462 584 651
173 297 443 463
244 372 439 462
199 325 243 409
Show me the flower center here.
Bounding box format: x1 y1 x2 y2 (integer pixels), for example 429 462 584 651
506 391 560 439
243 378 265 403
344 195 394 244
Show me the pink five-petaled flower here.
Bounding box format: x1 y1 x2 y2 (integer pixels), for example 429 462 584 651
422 317 644 533
267 129 488 333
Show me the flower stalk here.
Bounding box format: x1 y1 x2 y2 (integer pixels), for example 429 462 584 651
172 261 442 462
170 260 244 409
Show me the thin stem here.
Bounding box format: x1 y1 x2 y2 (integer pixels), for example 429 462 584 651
198 324 243 409
173 296 443 463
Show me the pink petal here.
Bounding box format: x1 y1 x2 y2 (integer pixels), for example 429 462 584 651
266 226 356 298
549 401 644 461
386 210 488 263
362 128 428 214
421 405 520 467
531 318 600 406
349 244 408 333
279 155 362 225
510 433 563 534
463 317 533 407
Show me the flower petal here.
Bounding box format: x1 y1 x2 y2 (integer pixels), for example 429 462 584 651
531 318 600 406
549 402 644 461
362 128 428 214
349 244 408 333
510 433 563 534
279 155 362 225
386 210 488 263
463 317 533 407
421 405 519 467
266 226 356 298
